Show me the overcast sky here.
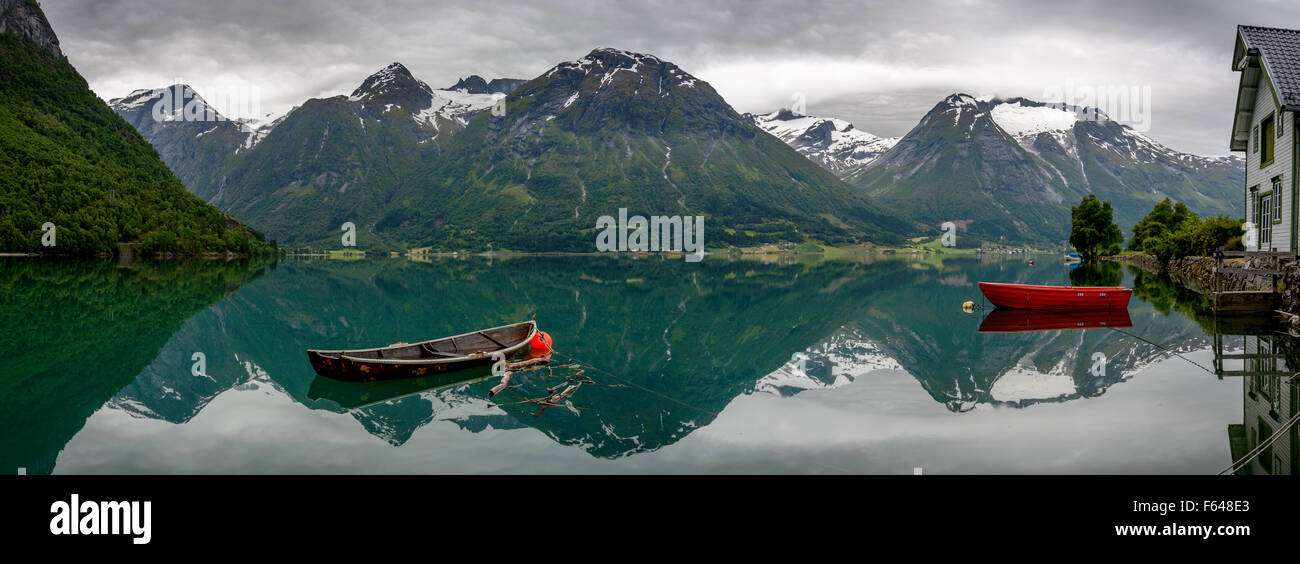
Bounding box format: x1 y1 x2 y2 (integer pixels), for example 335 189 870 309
41 0 1300 156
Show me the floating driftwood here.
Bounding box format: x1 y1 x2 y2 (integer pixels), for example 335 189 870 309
489 370 513 396
506 357 550 370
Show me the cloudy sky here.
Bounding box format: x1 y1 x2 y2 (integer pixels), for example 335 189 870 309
42 0 1300 156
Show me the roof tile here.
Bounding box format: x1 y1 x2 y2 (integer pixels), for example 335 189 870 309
1240 25 1300 109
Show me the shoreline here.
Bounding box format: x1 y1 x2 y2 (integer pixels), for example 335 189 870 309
2 248 1068 262
1106 253 1298 314
0 252 259 260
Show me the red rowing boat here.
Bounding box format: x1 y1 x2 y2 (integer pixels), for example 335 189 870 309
978 282 1131 310
978 308 1133 333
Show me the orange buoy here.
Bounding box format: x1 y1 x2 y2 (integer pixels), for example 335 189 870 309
529 330 553 354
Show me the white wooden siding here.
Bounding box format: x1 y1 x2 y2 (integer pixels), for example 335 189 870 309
1244 74 1294 253
1240 336 1297 475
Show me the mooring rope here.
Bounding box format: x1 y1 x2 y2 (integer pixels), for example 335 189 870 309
547 349 719 417
1217 373 1300 475
1105 325 1219 376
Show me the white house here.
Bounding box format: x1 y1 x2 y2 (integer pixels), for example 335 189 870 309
1231 25 1300 254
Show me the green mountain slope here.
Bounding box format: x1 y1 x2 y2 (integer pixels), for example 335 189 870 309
112 64 513 250
382 48 914 251
0 2 268 255
108 84 255 199
115 50 915 251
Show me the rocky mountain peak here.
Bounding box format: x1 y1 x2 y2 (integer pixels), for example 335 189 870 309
108 83 228 123
350 62 434 108
941 92 980 107
448 75 489 93
517 47 751 137
447 75 527 95
0 0 61 57
800 119 839 145
587 47 662 66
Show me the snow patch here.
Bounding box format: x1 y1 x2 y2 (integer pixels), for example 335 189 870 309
990 101 1080 138
239 106 297 149
752 111 898 171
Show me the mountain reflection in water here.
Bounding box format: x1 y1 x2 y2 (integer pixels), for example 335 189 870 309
0 256 1272 474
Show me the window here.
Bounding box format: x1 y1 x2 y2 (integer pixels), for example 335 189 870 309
1273 177 1284 222
1261 193 1273 247
1254 124 1260 153
1261 113 1275 167
1251 186 1260 228
1261 338 1276 379
1268 374 1281 413
1258 418 1273 474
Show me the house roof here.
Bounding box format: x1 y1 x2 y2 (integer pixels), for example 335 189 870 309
1237 25 1300 110
1229 25 1300 151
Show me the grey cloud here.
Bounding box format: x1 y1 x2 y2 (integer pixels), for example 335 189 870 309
39 0 1300 155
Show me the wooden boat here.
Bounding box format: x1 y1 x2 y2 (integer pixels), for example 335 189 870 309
307 320 537 382
978 308 1132 333
978 282 1131 310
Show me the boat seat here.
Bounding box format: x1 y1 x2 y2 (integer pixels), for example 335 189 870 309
420 343 462 358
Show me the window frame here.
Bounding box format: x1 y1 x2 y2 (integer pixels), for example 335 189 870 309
1261 112 1276 168
1273 177 1284 224
1251 185 1261 227
1261 191 1273 247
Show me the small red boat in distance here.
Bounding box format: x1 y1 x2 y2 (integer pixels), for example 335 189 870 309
978 282 1132 310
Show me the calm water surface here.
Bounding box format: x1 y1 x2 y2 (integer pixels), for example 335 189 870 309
0 255 1283 474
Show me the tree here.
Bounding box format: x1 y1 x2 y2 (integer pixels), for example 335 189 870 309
1069 194 1123 260
1128 198 1191 251
1126 198 1244 263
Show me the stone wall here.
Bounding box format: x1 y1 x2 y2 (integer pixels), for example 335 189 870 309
1107 253 1297 311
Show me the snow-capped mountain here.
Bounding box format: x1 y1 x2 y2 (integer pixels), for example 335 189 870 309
109 84 294 151
109 63 533 246
109 64 524 207
852 93 1245 244
748 109 898 173
987 97 1241 172
109 84 222 120
348 62 505 135
110 49 907 250
369 46 910 251
109 84 259 190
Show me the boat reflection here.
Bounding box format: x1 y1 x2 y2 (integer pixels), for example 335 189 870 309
308 366 494 410
978 308 1133 333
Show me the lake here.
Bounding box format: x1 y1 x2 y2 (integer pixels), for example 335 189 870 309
0 254 1289 475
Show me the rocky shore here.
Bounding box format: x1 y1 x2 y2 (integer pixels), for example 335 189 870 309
1106 253 1298 313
